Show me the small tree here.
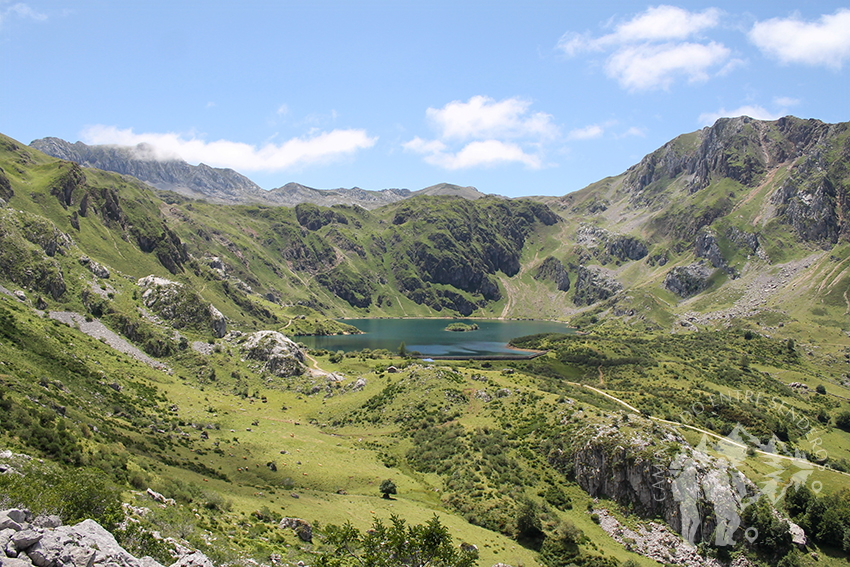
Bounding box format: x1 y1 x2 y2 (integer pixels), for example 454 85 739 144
318 514 477 567
398 342 408 357
835 411 850 432
380 479 397 499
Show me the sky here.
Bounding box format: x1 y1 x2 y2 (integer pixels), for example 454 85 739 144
1 1 849 198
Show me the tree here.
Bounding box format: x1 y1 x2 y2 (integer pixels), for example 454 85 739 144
816 384 826 395
835 411 850 432
398 342 408 357
317 514 477 567
380 479 397 499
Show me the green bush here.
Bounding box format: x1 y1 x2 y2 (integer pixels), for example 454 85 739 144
317 514 477 567
0 462 122 529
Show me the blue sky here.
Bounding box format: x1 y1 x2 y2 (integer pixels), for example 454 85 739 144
1 1 848 198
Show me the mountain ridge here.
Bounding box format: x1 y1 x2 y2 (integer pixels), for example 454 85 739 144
30 137 489 209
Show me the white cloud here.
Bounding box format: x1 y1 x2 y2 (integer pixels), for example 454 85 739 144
698 105 784 126
559 6 721 54
567 124 605 141
610 5 721 43
276 103 289 116
558 5 731 91
81 125 377 172
749 9 850 69
620 127 646 138
773 96 800 107
606 41 731 91
405 96 555 170
426 95 558 141
406 139 542 170
0 2 46 28
7 3 46 20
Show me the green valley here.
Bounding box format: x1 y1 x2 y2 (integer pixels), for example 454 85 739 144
1 116 849 567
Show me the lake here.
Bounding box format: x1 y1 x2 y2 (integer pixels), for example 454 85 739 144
297 318 574 358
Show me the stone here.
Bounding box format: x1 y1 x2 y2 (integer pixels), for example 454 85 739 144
789 521 807 547
1 557 35 567
0 530 15 554
279 518 312 542
209 305 226 338
663 262 714 298
169 551 214 567
241 331 305 378
10 531 41 552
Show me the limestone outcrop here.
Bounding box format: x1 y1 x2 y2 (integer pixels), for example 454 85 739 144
240 331 306 377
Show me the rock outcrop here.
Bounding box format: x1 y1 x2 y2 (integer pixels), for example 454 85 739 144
137 276 226 337
572 265 622 306
279 518 312 542
0 507 214 567
532 257 570 292
664 262 714 298
240 331 306 377
574 225 648 265
79 256 110 279
549 416 761 547
0 210 68 300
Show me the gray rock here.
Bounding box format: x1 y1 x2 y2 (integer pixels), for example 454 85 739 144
789 521 807 547
1 556 35 567
78 257 110 279
208 305 226 338
279 518 312 542
0 530 15 554
10 531 41 552
0 519 20 533
241 331 306 378
26 519 159 567
663 262 714 298
532 257 570 292
168 551 213 567
572 265 622 306
30 518 59 531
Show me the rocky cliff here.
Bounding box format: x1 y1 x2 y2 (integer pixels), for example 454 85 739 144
548 414 761 547
30 138 263 205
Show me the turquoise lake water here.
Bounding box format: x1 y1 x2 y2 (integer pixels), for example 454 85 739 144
297 318 573 358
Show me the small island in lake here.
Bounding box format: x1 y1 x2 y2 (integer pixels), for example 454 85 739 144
445 322 479 332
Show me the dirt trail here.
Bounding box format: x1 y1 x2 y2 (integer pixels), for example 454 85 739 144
565 379 850 476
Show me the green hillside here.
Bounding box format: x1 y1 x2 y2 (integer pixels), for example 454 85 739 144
1 117 850 567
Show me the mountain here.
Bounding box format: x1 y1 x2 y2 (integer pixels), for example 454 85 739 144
30 137 265 204
3 117 850 567
30 137 489 209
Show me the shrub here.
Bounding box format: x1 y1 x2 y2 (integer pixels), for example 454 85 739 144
0 462 122 529
318 514 476 567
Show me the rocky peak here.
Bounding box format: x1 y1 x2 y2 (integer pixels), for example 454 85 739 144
624 116 832 200
31 137 263 204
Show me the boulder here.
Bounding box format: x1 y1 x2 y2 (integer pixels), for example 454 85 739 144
241 331 305 377
24 518 165 567
78 256 110 279
279 518 312 542
208 305 226 338
10 530 41 552
170 551 214 567
663 262 714 298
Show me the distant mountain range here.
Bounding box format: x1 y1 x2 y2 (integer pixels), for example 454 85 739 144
30 137 486 208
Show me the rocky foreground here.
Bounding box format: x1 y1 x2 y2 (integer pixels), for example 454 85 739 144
0 508 213 567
